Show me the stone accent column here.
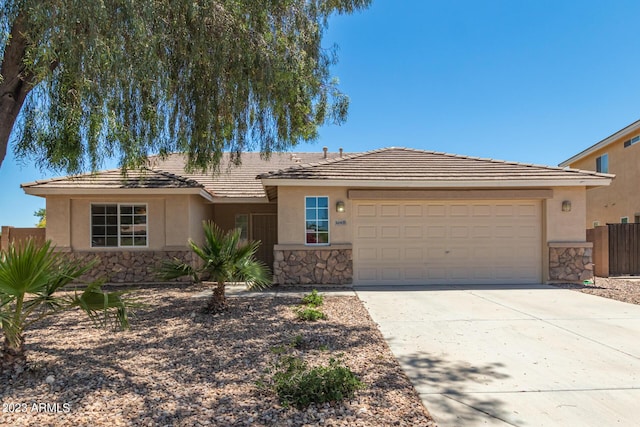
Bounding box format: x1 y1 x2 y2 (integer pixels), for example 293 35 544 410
69 250 194 283
273 244 353 285
548 242 593 282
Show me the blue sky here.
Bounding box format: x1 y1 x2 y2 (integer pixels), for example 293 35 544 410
2 0 640 227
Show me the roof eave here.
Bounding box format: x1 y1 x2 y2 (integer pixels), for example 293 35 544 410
260 178 613 188
22 187 210 198
559 119 640 166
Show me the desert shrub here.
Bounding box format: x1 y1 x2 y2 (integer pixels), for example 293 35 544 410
301 289 324 307
263 354 364 409
295 307 326 321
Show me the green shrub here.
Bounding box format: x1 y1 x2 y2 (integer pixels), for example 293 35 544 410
301 289 324 307
295 307 326 321
266 355 364 409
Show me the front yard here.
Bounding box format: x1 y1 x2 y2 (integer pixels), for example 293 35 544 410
1 284 435 427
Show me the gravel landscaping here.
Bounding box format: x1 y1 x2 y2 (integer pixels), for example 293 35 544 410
552 276 640 305
1 284 436 426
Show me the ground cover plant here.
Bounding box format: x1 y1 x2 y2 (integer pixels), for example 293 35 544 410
0 239 137 374
0 286 435 426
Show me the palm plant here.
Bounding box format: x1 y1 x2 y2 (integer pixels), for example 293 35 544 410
0 239 137 373
158 221 271 312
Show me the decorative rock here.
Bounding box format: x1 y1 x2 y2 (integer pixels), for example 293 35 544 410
549 246 593 282
69 250 194 283
273 248 353 285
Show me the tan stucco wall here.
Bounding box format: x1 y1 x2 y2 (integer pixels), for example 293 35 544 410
212 202 277 235
567 134 640 227
545 186 587 242
277 186 351 245
46 196 71 247
188 195 213 247
45 194 210 251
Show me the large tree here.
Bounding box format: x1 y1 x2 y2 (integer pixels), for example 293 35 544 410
0 0 370 173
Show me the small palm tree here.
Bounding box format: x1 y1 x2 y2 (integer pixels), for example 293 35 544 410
0 239 137 373
158 221 271 312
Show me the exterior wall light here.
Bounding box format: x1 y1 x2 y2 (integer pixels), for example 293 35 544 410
336 201 346 213
562 200 572 212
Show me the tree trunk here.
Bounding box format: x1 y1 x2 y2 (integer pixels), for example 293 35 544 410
206 281 227 313
0 13 35 169
2 333 26 374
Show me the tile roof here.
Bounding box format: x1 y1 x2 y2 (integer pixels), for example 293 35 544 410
258 147 613 183
22 147 612 199
21 168 202 190
147 152 347 198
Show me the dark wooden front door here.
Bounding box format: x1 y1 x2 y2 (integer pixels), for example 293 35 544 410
251 213 277 272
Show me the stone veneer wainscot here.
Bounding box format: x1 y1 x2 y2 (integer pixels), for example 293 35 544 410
67 250 194 283
549 242 594 283
273 244 353 285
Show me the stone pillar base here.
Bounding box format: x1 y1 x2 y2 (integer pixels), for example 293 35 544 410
549 243 593 283
273 245 353 285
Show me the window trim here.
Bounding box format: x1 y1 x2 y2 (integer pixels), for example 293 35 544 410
595 153 609 173
90 203 149 249
621 216 629 224
623 135 640 148
304 196 330 246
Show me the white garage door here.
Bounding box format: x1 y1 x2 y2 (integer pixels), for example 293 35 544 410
353 200 542 285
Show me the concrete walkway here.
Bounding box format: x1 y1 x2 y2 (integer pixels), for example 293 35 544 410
356 284 640 427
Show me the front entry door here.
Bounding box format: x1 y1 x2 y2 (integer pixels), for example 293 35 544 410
251 213 277 272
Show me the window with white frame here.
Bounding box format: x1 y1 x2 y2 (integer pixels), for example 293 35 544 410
593 221 600 227
624 135 640 148
596 154 608 173
305 196 329 245
91 204 147 247
621 216 629 224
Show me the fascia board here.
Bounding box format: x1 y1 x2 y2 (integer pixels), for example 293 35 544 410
260 178 613 188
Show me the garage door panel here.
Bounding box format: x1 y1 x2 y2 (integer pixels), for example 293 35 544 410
381 226 400 238
381 204 400 217
404 225 422 238
354 199 542 285
404 205 423 216
427 226 446 238
405 247 424 260
381 248 401 260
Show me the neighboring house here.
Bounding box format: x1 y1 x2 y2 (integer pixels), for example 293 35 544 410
559 119 640 228
22 147 611 285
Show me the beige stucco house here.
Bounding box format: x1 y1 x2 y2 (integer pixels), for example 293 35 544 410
559 119 640 228
22 147 611 285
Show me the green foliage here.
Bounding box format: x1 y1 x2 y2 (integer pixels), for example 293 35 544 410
1 0 372 172
33 208 46 228
157 221 271 290
262 354 364 409
295 307 327 321
301 289 324 307
0 239 139 369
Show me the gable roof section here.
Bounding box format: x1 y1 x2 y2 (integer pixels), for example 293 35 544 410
21 168 208 197
559 119 640 167
22 151 350 200
259 147 613 188
148 152 347 199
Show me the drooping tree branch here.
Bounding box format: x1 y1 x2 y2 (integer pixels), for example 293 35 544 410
0 1 371 174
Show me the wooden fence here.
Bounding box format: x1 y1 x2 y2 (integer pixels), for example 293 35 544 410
587 224 640 277
608 223 640 276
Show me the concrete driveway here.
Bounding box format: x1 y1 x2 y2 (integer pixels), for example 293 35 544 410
356 284 640 427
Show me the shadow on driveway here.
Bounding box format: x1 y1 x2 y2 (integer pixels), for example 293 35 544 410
397 351 514 425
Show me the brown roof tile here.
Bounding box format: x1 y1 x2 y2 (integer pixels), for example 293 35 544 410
258 147 613 183
21 168 202 190
148 152 349 198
